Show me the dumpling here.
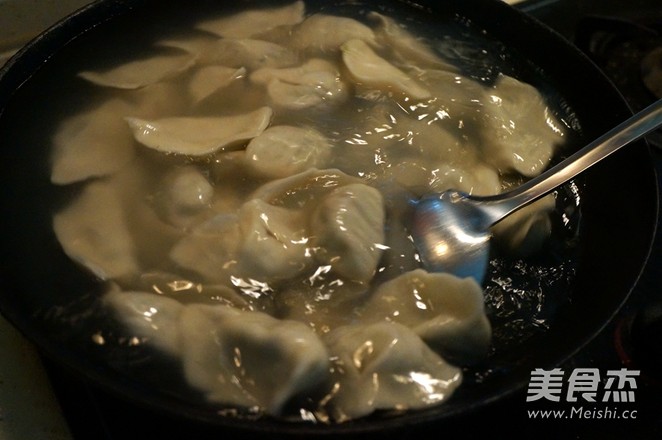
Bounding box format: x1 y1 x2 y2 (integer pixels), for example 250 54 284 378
368 12 458 72
245 125 332 178
323 322 462 422
179 304 330 415
291 14 376 52
479 74 566 177
491 194 556 256
53 180 139 280
78 53 194 89
236 199 310 281
188 66 246 103
51 99 136 185
103 288 184 355
196 1 306 39
250 168 363 208
205 39 299 70
363 269 491 365
125 107 273 156
251 59 348 109
169 198 309 284
152 166 215 228
341 39 431 100
310 183 386 282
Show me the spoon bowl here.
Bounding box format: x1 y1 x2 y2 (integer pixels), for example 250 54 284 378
412 99 662 283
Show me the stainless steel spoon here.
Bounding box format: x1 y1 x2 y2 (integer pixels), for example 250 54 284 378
412 99 662 284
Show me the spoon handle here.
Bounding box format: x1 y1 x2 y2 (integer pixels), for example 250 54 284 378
478 98 662 226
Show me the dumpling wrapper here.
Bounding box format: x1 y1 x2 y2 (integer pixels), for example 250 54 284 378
196 1 305 39
323 322 462 422
480 74 566 177
492 194 556 256
103 289 184 355
206 39 298 70
125 106 273 156
188 66 246 103
311 183 386 282
341 39 431 100
251 59 348 109
53 180 139 280
78 53 194 89
245 125 331 178
179 304 330 415
364 269 491 365
291 14 376 52
369 12 458 72
170 199 309 284
51 99 136 185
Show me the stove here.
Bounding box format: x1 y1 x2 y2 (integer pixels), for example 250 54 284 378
2 1 662 439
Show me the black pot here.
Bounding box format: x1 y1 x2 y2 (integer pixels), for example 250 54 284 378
0 0 657 437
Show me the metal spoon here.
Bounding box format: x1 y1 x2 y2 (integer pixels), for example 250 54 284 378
412 99 662 284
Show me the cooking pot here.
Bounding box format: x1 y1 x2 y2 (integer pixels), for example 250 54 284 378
0 0 657 437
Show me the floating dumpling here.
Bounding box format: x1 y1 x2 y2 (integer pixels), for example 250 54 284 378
53 180 139 280
291 14 376 52
206 39 298 70
245 125 331 178
196 1 305 39
51 99 136 185
492 194 556 256
104 288 184 355
480 74 566 177
179 304 330 415
310 183 385 282
188 66 246 103
153 166 215 228
125 107 273 156
78 53 194 89
251 59 348 109
364 269 491 365
341 39 431 100
170 198 309 284
369 12 458 72
323 322 462 422
250 168 363 208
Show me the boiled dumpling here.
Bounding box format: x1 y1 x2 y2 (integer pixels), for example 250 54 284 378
291 14 376 52
170 198 309 284
310 183 385 282
103 288 184 355
51 99 136 185
125 107 273 156
250 168 363 208
169 213 242 284
341 39 431 100
245 125 331 178
368 12 458 72
78 53 194 89
236 198 310 281
196 1 305 39
492 194 556 256
480 74 566 177
251 59 348 109
206 39 298 70
152 166 215 228
363 269 491 365
188 66 246 103
323 322 462 422
179 304 330 415
53 180 139 280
